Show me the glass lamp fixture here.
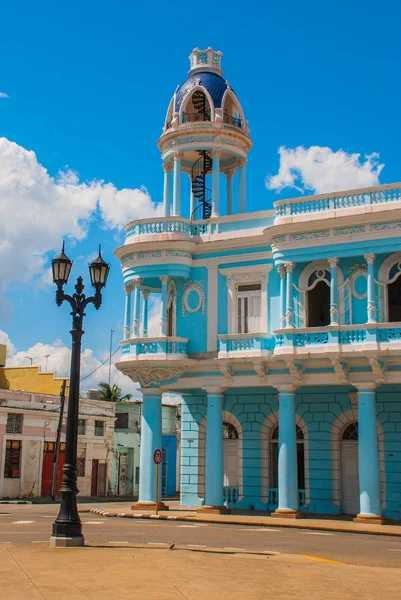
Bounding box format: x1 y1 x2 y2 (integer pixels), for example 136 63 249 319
89 246 110 289
52 241 73 287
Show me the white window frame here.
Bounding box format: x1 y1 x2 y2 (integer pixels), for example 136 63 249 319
220 265 272 334
237 284 262 334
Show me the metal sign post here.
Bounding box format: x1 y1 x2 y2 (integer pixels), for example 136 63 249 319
153 449 162 515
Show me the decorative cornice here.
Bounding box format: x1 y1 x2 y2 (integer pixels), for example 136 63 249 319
331 358 348 383
121 366 187 388
253 361 267 384
219 363 234 385
285 360 303 386
368 358 386 384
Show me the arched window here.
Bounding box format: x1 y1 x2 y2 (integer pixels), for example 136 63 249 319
222 90 243 128
223 422 239 439
342 422 358 440
270 425 305 489
306 270 330 327
183 90 211 123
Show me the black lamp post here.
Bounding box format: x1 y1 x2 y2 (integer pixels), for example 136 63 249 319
50 242 110 547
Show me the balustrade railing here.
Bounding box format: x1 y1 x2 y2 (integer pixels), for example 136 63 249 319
274 183 401 218
267 488 305 509
338 329 367 344
223 486 239 505
125 218 193 240
218 334 275 356
121 337 189 358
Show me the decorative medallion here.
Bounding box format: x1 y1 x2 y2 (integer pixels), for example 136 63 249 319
182 280 205 316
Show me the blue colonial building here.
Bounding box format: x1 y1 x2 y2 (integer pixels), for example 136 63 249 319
115 47 401 523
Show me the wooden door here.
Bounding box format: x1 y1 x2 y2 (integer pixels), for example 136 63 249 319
224 439 239 487
91 460 99 496
341 442 359 514
97 463 107 496
41 442 65 497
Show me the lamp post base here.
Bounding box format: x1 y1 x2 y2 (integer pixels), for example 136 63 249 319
50 535 85 547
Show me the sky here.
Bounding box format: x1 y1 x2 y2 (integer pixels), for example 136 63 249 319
0 0 400 395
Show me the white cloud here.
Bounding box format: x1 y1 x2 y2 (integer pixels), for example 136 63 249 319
0 329 140 397
266 146 384 195
0 137 162 306
0 92 9 99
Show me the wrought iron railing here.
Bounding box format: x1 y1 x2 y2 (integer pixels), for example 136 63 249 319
183 111 211 123
223 114 242 128
268 488 305 509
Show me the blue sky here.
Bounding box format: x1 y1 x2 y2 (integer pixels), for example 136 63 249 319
0 0 400 391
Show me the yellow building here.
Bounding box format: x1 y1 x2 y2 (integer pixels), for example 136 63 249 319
0 344 68 395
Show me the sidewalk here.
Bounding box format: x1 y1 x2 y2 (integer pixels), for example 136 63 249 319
1 541 401 599
89 500 401 537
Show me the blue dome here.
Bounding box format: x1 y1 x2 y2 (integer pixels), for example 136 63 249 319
174 71 233 113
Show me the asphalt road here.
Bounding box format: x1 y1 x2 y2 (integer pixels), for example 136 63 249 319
1 504 401 568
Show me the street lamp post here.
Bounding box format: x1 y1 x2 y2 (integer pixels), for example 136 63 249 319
50 242 110 547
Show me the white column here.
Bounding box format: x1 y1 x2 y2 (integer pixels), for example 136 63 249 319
211 149 221 217
123 284 133 339
285 262 295 328
142 290 149 337
278 265 287 328
365 253 376 323
132 279 143 337
238 158 247 213
226 169 235 216
189 173 196 218
163 162 173 218
173 152 182 216
328 257 339 325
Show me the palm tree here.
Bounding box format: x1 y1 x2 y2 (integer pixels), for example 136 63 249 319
98 382 132 403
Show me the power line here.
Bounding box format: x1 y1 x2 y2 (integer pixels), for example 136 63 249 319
80 346 120 382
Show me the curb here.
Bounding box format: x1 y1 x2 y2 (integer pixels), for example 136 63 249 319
89 508 401 538
0 500 32 505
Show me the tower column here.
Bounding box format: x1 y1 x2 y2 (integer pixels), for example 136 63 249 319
160 275 169 336
132 279 143 337
354 385 383 524
238 158 247 213
189 173 196 218
278 265 287 328
328 257 339 325
272 386 301 518
285 262 295 328
142 290 149 337
163 162 173 218
365 253 376 323
211 149 221 217
123 284 133 339
226 169 235 216
173 152 182 216
133 390 168 510
198 388 229 514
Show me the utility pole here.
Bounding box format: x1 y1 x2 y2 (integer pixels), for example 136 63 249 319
51 379 67 500
108 329 115 387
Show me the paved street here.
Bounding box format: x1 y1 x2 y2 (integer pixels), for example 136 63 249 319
1 504 401 568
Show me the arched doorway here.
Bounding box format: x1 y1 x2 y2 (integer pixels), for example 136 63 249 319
307 271 330 327
270 425 305 502
223 422 239 491
340 422 359 514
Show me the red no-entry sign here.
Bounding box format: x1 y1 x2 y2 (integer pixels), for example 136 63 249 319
154 449 162 465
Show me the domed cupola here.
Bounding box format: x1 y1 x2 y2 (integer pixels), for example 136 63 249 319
158 48 252 220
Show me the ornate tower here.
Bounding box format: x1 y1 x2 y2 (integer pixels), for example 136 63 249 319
158 47 252 219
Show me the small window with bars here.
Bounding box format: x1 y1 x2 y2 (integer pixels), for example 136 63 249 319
78 419 86 435
115 413 129 429
94 421 104 436
237 283 261 334
4 440 22 478
6 413 23 434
